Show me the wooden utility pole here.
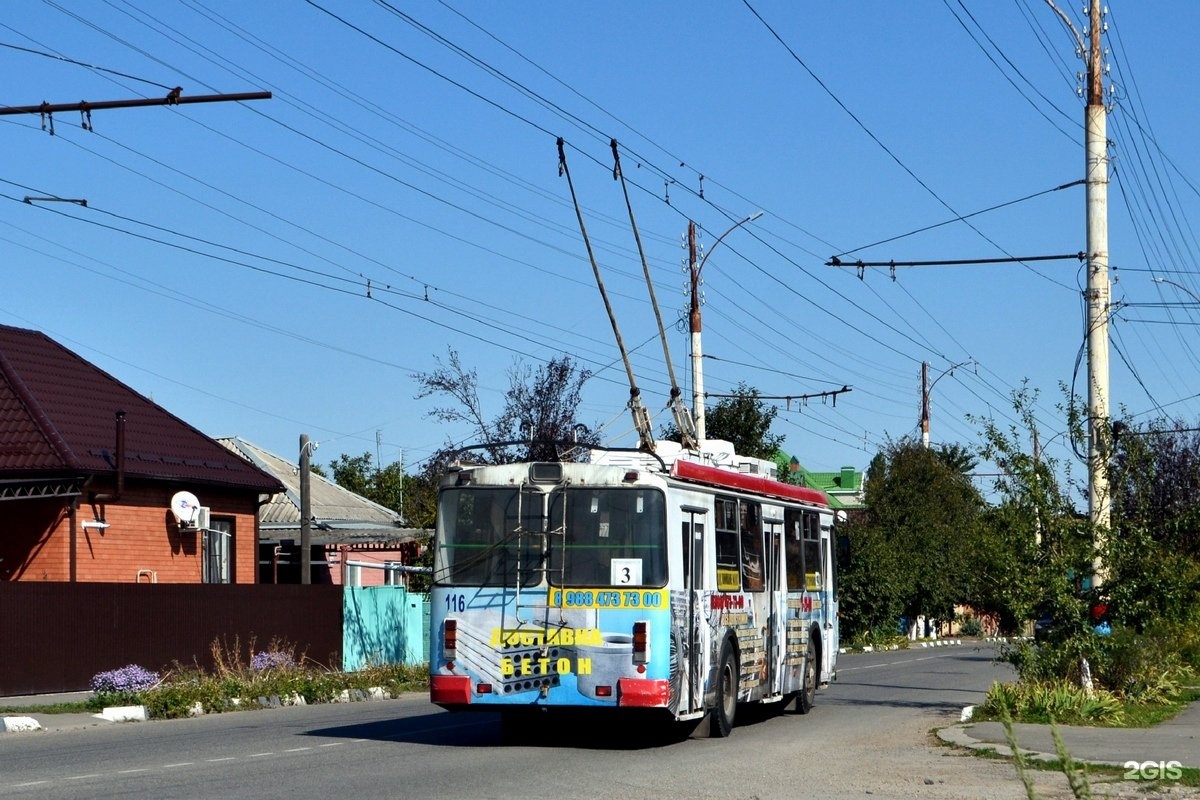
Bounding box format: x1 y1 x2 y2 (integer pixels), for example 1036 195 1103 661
300 434 312 585
920 362 931 448
1084 0 1112 585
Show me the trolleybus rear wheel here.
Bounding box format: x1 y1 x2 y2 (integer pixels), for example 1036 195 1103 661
710 640 738 737
797 637 817 715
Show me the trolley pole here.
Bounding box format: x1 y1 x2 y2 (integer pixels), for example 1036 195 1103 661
1084 0 1111 585
688 222 706 442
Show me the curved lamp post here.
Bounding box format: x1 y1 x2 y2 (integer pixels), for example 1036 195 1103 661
1153 277 1200 304
689 212 763 442
920 359 975 448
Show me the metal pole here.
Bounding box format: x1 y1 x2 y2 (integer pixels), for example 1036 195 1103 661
1085 0 1111 585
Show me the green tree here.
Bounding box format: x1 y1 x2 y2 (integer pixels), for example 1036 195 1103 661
329 452 405 513
933 442 977 475
835 457 906 642
1107 418 1200 630
866 440 985 629
327 452 436 592
402 473 436 530
972 386 1101 687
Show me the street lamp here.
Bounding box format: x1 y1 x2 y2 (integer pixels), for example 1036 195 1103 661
689 212 763 443
920 359 975 448
1153 277 1200 305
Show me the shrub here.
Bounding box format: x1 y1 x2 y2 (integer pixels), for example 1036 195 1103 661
84 638 430 719
959 616 983 637
978 680 1124 726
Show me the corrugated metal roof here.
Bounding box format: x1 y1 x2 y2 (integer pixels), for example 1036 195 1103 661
0 324 283 493
217 437 403 529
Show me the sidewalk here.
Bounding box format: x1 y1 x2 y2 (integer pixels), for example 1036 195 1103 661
939 700 1200 769
0 692 126 734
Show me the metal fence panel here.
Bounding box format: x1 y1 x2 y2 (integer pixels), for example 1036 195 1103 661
0 583 343 695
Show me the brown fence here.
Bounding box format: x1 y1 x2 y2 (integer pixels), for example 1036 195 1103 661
0 583 343 696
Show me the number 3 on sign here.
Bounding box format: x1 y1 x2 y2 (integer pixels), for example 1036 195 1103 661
610 559 642 586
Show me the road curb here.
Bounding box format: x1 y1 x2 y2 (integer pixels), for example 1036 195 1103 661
0 706 147 734
937 721 1130 770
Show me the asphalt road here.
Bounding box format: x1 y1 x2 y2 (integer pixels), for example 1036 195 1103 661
0 643 1092 800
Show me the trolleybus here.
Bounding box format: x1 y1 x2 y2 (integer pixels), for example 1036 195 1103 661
429 441 838 737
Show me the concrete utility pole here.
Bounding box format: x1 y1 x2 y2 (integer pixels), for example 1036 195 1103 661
687 213 762 442
1084 0 1112 585
300 434 313 585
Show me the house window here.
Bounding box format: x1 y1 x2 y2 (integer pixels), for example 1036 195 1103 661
384 561 403 586
202 518 234 584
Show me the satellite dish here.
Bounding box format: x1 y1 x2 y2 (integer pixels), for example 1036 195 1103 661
170 490 202 526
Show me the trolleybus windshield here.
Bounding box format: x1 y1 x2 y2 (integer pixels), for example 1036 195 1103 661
547 487 666 587
435 485 667 588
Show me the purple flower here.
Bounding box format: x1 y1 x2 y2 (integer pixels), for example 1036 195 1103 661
90 664 159 694
251 651 296 672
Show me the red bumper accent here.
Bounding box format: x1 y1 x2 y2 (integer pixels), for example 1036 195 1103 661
430 675 472 705
617 678 671 707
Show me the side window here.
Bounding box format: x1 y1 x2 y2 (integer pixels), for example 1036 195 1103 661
715 496 741 592
682 511 705 590
803 511 821 591
785 508 804 592
740 501 764 592
681 521 691 586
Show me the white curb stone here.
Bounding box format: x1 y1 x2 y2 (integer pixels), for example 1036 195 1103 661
1 716 43 733
97 705 148 723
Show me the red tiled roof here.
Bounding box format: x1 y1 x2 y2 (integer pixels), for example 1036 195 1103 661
0 324 283 493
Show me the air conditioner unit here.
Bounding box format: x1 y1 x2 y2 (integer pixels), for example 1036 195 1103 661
196 506 211 531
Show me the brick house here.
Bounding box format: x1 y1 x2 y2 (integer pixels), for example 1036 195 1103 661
0 324 283 583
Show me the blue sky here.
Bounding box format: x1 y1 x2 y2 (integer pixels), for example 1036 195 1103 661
3 2 1198 490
